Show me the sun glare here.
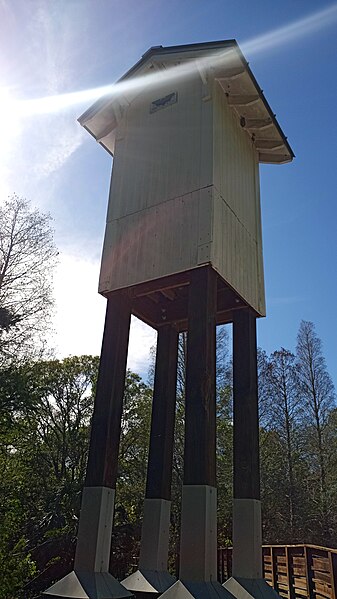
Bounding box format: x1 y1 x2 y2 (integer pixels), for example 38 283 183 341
0 87 21 146
9 2 337 121
0 3 336 148
0 88 22 197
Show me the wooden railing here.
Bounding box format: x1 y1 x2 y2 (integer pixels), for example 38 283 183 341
217 545 337 599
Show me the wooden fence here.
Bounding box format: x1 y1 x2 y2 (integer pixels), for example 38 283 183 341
217 545 337 599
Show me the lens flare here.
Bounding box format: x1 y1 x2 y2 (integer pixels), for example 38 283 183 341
3 4 337 120
0 87 21 173
0 87 20 133
241 3 337 57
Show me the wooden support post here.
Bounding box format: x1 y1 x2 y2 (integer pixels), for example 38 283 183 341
329 551 337 599
304 546 314 599
232 308 262 580
285 546 295 599
85 293 131 489
233 309 260 500
123 325 178 595
74 293 131 572
179 266 217 582
271 547 277 592
184 267 217 487
145 324 179 502
44 294 133 599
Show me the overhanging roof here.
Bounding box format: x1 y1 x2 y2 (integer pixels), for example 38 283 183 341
79 40 294 165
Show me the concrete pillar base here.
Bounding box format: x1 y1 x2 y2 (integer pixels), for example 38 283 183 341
139 498 172 572
179 485 217 582
122 568 175 596
74 487 115 573
43 570 133 599
232 499 262 579
223 577 280 599
160 580 234 599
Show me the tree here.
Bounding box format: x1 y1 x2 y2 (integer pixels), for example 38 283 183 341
260 348 308 541
0 363 50 599
269 350 299 535
0 195 58 364
0 355 99 598
147 325 232 558
257 348 271 429
111 372 152 578
0 356 158 595
296 320 336 543
168 326 232 554
323 407 337 539
0 407 38 598
30 356 98 492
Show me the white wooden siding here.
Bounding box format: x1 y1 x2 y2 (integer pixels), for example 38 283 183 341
107 76 213 222
211 81 266 315
99 74 265 316
99 187 213 293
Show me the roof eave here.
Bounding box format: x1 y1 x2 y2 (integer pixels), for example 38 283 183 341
78 40 294 164
235 45 294 161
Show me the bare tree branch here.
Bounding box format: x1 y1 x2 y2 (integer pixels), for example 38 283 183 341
0 195 58 364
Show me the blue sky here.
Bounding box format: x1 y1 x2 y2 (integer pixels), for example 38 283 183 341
0 0 336 385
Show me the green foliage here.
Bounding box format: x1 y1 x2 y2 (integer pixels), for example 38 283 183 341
0 355 99 597
111 372 153 577
0 420 41 597
0 536 36 599
259 322 336 546
166 326 233 558
216 382 233 545
0 318 336 597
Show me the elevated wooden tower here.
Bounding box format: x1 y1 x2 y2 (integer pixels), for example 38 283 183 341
44 41 293 599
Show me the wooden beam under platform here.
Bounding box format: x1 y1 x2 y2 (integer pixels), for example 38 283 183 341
108 267 251 330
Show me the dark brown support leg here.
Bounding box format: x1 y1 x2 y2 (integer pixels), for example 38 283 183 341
231 308 262 580
160 268 234 599
85 292 132 489
184 266 217 488
224 309 277 599
180 266 217 582
145 324 179 502
44 293 133 599
122 325 178 596
233 309 260 503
